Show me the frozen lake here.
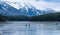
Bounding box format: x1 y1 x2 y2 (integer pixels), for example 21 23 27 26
0 21 60 35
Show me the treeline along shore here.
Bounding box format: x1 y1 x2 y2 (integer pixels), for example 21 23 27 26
0 12 60 22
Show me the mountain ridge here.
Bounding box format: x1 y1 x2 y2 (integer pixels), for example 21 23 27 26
0 1 55 16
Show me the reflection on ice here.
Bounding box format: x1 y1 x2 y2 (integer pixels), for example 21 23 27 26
0 21 60 35
12 31 20 35
0 31 2 35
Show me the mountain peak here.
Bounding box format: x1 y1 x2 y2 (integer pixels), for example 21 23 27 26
0 1 55 16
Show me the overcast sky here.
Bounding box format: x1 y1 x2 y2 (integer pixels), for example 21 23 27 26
1 0 60 11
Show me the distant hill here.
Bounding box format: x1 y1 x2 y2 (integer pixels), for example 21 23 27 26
0 12 60 21
30 12 60 21
0 14 7 22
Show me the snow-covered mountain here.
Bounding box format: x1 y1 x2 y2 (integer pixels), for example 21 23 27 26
0 1 55 16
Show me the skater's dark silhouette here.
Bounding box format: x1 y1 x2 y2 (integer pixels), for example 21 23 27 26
25 24 27 27
56 23 58 25
28 24 30 27
25 24 30 27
